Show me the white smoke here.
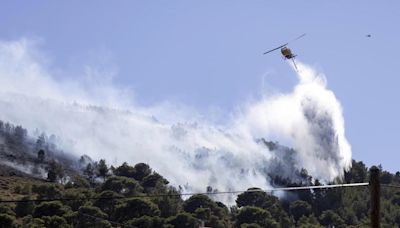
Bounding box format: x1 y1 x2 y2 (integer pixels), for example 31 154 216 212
238 63 352 181
0 160 47 179
0 39 351 197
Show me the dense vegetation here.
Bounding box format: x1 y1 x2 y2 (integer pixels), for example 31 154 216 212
0 120 400 227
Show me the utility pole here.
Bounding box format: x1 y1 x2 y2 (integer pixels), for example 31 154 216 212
370 166 380 228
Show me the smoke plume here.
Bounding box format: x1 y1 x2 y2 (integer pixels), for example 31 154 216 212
0 39 352 196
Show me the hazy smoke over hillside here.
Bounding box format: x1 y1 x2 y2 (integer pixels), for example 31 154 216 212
0 39 352 196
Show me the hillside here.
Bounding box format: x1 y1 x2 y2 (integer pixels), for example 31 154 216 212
0 120 400 227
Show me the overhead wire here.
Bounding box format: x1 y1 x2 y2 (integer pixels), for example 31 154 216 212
381 184 400 189
0 182 369 204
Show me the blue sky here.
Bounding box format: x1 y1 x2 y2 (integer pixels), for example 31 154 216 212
1 1 400 172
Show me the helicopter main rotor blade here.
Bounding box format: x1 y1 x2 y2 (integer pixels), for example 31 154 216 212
289 33 306 43
263 43 288 55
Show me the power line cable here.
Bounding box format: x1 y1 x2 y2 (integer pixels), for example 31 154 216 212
262 182 369 191
0 182 369 204
381 184 400 189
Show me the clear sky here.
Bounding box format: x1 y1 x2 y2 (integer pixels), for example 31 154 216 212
1 1 400 172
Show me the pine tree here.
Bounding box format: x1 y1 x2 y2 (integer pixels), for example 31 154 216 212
84 163 95 184
37 149 45 163
97 159 109 181
47 160 64 183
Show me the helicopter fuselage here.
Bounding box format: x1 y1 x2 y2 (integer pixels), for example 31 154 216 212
281 47 295 59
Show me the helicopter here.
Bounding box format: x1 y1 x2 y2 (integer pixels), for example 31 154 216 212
263 33 306 71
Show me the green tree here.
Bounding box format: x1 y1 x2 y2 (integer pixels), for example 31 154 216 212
195 207 211 221
101 176 143 196
183 194 217 214
236 206 278 228
344 160 367 183
63 188 94 211
236 188 287 221
37 149 45 163
125 216 165 228
14 125 27 143
289 200 312 221
42 216 70 228
297 215 322 228
133 163 152 181
83 163 95 183
15 196 35 217
35 133 46 150
213 201 229 219
207 215 228 228
97 159 109 181
166 212 199 228
0 213 16 228
319 210 345 228
62 211 79 227
154 187 183 217
33 201 69 218
93 191 123 217
66 175 90 189
21 215 45 228
380 170 393 184
240 223 262 228
0 204 15 216
141 172 169 193
236 188 278 209
313 187 343 214
114 162 136 178
32 184 62 200
115 198 160 222
47 160 64 182
392 194 400 206
76 206 112 228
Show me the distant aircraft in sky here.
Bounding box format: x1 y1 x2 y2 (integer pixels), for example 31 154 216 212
366 34 371 37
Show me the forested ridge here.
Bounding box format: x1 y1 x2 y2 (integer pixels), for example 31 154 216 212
0 120 399 227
